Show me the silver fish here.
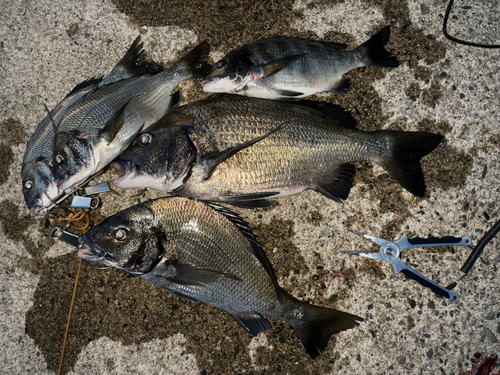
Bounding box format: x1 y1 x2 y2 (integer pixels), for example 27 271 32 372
112 95 443 208
202 26 398 100
53 39 210 191
22 78 101 216
78 197 362 358
22 36 165 216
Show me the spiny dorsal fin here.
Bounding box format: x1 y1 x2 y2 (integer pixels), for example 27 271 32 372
205 201 283 303
98 36 163 89
66 76 103 97
44 104 58 134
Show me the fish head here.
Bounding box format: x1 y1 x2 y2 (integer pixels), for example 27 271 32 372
53 131 95 190
78 205 162 274
201 51 255 93
112 127 194 192
22 159 60 216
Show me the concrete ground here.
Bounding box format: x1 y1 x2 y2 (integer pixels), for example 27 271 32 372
1 0 499 374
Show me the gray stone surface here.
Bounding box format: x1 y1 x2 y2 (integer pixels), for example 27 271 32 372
1 0 499 374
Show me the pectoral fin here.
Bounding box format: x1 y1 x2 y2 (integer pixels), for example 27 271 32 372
260 54 306 77
162 263 240 286
97 100 131 144
201 123 286 180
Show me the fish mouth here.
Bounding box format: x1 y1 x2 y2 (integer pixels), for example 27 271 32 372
58 175 87 191
29 204 42 217
110 160 139 189
77 243 104 262
200 78 213 87
27 182 60 216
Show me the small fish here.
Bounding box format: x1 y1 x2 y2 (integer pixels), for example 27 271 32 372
112 95 443 208
22 36 166 216
53 38 210 191
201 26 399 100
78 197 362 358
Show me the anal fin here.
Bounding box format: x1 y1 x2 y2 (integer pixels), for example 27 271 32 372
230 312 271 336
328 77 350 95
315 164 356 202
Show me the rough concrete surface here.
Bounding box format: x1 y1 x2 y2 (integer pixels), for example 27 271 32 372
1 0 499 374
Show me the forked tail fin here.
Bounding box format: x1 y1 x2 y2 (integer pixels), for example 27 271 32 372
178 41 212 79
358 26 399 68
288 295 363 359
375 130 444 197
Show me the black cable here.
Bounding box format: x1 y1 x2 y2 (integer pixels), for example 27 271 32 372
460 218 500 274
446 218 500 290
443 0 500 48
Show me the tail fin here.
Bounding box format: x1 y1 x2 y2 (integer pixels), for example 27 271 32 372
290 300 363 359
358 26 399 68
179 41 212 79
376 131 443 197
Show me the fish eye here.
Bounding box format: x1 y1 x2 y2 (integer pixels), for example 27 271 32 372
55 154 64 164
138 133 153 146
113 227 128 241
24 180 33 190
216 60 227 69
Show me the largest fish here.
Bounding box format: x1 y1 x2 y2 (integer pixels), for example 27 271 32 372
22 36 165 216
112 95 443 207
52 38 211 191
78 197 362 358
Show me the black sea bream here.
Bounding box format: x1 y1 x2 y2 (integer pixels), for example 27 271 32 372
202 26 398 100
78 197 362 358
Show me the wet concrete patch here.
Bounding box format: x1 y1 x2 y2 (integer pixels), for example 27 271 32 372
0 200 53 257
0 118 28 185
254 219 308 281
112 0 298 51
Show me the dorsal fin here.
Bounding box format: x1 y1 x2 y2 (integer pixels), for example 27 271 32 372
205 202 283 303
295 100 357 128
98 36 163 89
66 76 103 97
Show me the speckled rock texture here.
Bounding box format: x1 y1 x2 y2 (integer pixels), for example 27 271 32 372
0 0 499 374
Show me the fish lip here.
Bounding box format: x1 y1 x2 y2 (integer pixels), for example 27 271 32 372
110 160 139 188
200 78 212 87
110 160 135 174
58 176 86 191
29 204 42 217
77 242 104 261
